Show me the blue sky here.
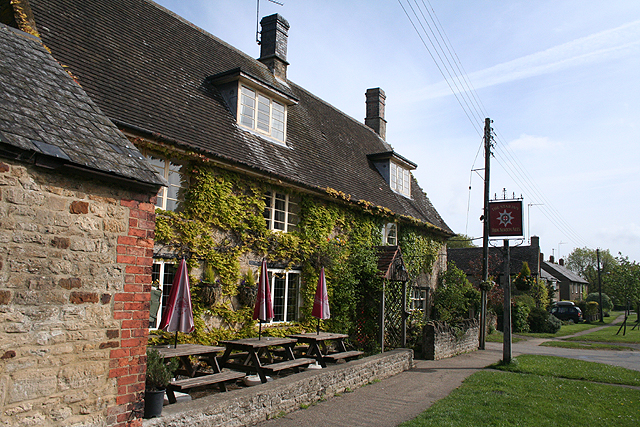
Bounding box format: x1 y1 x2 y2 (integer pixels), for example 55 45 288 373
154 0 640 263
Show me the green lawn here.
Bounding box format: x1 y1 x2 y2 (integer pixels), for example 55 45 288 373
400 355 640 427
540 340 633 351
564 321 640 344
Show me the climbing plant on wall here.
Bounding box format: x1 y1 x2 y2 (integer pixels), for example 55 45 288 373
149 153 445 348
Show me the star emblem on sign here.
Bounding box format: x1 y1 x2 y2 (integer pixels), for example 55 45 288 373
497 210 514 226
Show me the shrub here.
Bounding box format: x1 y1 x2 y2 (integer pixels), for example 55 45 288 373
434 263 480 324
584 301 599 321
528 307 561 333
512 300 531 333
586 292 613 313
546 312 562 333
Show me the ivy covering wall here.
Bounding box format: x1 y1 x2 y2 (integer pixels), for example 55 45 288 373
149 153 446 351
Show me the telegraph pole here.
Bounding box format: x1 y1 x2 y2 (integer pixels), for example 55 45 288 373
503 239 512 363
479 118 491 350
597 248 604 323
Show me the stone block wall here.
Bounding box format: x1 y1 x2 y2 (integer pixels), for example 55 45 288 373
0 160 155 427
144 349 413 427
423 319 479 360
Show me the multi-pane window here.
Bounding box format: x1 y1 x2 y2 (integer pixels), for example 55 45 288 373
410 286 428 311
149 261 177 329
264 191 299 232
382 223 397 245
146 154 185 211
268 269 300 322
390 161 411 197
240 85 286 142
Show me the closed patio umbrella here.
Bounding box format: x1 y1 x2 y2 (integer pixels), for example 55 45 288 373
158 258 195 347
253 259 274 339
312 267 331 334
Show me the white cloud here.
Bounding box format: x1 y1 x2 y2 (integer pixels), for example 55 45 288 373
416 19 640 100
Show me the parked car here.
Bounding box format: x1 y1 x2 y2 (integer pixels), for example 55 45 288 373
550 301 583 323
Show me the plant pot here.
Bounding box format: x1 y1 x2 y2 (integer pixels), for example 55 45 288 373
238 285 257 307
144 389 165 419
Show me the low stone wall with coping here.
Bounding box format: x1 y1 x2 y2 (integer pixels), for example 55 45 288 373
143 349 413 427
423 319 479 360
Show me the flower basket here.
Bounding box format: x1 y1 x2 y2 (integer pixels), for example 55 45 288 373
198 281 220 306
478 280 495 292
238 285 257 307
514 275 533 292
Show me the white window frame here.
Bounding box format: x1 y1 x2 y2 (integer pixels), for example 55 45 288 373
410 286 428 311
145 154 185 211
149 260 177 329
264 191 299 232
390 161 411 197
239 85 286 142
382 223 397 245
267 269 300 323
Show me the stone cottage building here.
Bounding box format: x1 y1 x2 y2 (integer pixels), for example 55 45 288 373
0 21 164 427
2 1 455 425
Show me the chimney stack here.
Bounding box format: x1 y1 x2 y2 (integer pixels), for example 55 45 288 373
259 14 290 80
365 88 387 140
549 255 555 264
559 259 564 266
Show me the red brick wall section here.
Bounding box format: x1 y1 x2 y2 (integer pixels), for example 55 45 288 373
107 196 156 427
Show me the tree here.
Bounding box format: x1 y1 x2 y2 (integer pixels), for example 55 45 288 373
447 234 478 248
607 255 640 309
565 247 616 287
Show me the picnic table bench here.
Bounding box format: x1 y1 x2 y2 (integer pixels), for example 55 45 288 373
220 337 309 383
288 333 363 368
154 344 245 403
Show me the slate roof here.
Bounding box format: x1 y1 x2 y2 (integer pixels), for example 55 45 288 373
448 243 541 280
24 0 451 235
0 23 164 189
541 262 589 285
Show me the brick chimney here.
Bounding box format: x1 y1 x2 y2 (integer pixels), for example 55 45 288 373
365 88 387 140
549 255 555 264
559 258 564 266
259 14 290 80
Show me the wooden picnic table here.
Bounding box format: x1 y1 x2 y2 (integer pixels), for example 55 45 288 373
153 344 245 403
219 337 315 384
288 332 363 368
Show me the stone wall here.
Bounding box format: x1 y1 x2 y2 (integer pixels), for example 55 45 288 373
0 160 155 427
143 349 413 427
423 319 479 360
144 349 412 427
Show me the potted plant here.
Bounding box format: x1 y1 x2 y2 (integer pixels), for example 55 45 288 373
198 263 220 306
237 269 258 307
144 348 178 419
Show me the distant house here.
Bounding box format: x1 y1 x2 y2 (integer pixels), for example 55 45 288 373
2 1 454 425
0 22 163 427
541 258 588 301
448 236 542 284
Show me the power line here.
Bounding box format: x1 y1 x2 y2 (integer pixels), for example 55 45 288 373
397 0 591 249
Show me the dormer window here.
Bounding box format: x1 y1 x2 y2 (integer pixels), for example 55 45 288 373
240 85 286 142
390 162 410 197
208 69 298 146
368 151 416 199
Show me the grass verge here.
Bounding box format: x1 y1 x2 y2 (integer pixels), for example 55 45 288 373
540 340 633 351
400 355 640 427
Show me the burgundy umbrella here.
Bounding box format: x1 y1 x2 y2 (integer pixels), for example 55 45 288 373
311 267 331 334
158 258 195 347
253 259 274 339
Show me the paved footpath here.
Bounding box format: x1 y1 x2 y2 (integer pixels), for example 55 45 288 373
254 316 639 427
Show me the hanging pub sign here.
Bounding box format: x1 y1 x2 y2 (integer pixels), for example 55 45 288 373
489 200 523 237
